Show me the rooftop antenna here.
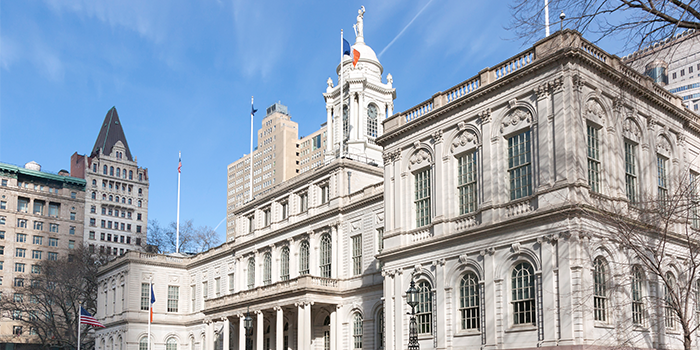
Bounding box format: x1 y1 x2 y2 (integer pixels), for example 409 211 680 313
560 11 566 32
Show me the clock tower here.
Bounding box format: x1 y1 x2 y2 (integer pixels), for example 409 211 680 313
323 7 396 165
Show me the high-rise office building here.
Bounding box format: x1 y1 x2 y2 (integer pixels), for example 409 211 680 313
70 107 149 255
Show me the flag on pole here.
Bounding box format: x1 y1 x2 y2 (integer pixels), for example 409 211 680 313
79 306 105 328
178 155 182 174
150 285 156 322
251 103 258 117
352 48 360 67
343 38 351 57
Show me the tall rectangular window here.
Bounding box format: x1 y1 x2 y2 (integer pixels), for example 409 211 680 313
457 152 478 214
352 235 362 276
377 228 384 252
215 277 221 297
692 172 699 230
228 273 235 292
281 202 289 220
657 156 668 203
33 201 44 215
321 185 329 204
264 209 271 227
625 141 638 203
140 283 149 310
202 281 208 299
300 193 309 212
167 286 179 312
508 130 532 200
414 168 431 227
587 125 601 193
190 285 196 312
48 203 59 217
17 198 29 213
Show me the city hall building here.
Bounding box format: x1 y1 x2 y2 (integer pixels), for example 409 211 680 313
95 21 700 350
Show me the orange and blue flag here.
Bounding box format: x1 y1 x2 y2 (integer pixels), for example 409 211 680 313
150 284 155 322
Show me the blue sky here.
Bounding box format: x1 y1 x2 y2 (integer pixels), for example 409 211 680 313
0 0 624 243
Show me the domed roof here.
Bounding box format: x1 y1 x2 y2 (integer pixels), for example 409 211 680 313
352 42 378 63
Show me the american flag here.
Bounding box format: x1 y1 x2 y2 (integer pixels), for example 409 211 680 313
80 306 104 328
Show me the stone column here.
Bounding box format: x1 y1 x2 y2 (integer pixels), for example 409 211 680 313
330 306 338 350
206 321 214 350
223 317 230 350
331 225 338 279
239 315 246 350
383 271 395 350
326 106 333 155
304 303 312 349
256 311 264 350
276 307 284 350
297 303 305 349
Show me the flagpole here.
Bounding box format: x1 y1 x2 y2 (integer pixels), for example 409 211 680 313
77 307 81 350
176 151 181 253
148 278 152 350
340 29 344 156
545 0 550 36
249 96 254 202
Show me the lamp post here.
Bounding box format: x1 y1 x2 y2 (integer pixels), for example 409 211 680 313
244 308 253 350
406 280 420 350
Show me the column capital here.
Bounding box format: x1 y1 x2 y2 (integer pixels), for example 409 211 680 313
273 306 282 311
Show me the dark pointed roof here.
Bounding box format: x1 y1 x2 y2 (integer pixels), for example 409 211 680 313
91 107 133 161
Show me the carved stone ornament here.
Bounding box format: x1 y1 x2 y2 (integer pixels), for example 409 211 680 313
508 99 518 109
431 130 443 143
458 254 469 264
657 134 672 155
413 264 422 274
383 149 402 165
613 95 624 113
479 247 495 256
549 76 564 92
500 108 532 134
584 99 606 123
376 212 384 222
351 220 361 231
409 149 432 167
511 242 521 254
572 74 584 92
535 83 549 99
478 108 492 124
647 116 657 130
676 132 686 146
450 129 478 153
623 118 641 142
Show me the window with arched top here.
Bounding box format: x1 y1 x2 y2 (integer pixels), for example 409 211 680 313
166 338 177 350
376 308 384 350
631 265 644 325
343 106 349 140
353 312 363 349
593 257 608 322
320 234 332 278
109 195 113 202
280 246 290 281
110 167 114 176
247 258 255 290
459 272 480 330
116 168 120 177
665 272 676 329
324 315 331 350
92 179 97 186
299 241 310 275
367 104 378 138
138 337 148 350
512 262 535 325
417 281 433 334
129 170 133 180
263 252 272 285
92 192 97 200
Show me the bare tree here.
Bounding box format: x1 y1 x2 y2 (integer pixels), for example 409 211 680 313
581 172 700 350
508 0 700 50
147 219 220 254
0 246 109 349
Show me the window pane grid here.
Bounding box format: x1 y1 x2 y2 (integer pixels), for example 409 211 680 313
352 235 362 276
167 286 179 313
299 241 310 275
280 247 290 281
625 142 637 203
632 266 644 325
511 262 535 325
460 273 480 330
353 313 363 349
658 156 668 202
247 258 255 290
320 234 332 278
593 257 607 322
263 253 272 286
587 125 601 193
140 283 149 311
417 282 433 334
415 169 431 227
508 130 532 200
458 152 478 214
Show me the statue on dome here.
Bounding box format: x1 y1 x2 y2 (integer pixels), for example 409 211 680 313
354 6 365 39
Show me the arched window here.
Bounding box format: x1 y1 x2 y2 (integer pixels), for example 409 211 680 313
92 179 97 186
320 233 332 278
110 167 114 176
457 152 478 214
324 316 331 350
593 257 608 322
367 104 378 138
353 312 363 349
139 337 148 350
129 170 133 180
116 168 120 177
122 197 126 204
103 194 107 200
92 192 97 200
138 200 142 208
631 265 644 325
263 252 272 285
512 262 535 325
299 241 310 275
459 272 480 330
115 196 119 203
343 105 349 140
417 281 433 334
247 258 255 289
376 308 384 349
109 195 113 202
280 247 290 281
117 336 123 350
139 188 142 195
128 199 132 205
166 337 177 350
665 272 676 329
414 168 431 227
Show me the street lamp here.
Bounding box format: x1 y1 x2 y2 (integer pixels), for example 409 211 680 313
406 280 420 350
244 308 253 350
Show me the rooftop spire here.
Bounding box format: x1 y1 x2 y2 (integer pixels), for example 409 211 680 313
90 106 133 161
